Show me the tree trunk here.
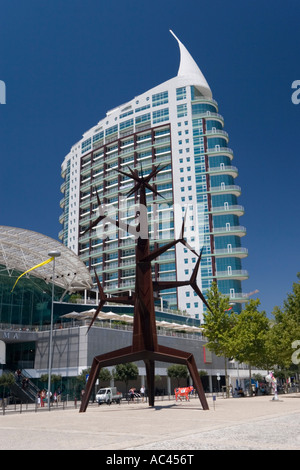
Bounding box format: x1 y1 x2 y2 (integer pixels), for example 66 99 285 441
249 364 252 396
224 357 229 397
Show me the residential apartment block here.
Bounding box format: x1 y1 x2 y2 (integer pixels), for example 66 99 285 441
59 31 248 320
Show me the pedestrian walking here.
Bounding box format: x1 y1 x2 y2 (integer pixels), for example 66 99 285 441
40 389 46 407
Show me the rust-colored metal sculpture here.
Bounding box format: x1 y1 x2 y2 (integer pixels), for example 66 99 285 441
79 165 209 411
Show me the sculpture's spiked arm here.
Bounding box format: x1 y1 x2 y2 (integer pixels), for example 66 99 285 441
189 253 212 312
94 270 134 306
82 189 141 237
179 211 199 256
140 216 199 263
141 239 180 263
105 295 135 306
86 301 105 333
88 272 135 332
153 248 212 312
118 167 140 184
86 270 107 332
152 280 191 290
118 165 167 200
191 282 211 312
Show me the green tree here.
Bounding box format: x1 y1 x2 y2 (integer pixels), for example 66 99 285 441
202 282 237 395
76 367 112 390
113 363 138 392
76 369 90 390
269 273 300 370
198 370 208 377
167 365 188 387
230 299 272 394
99 368 112 383
0 372 15 398
68 293 82 303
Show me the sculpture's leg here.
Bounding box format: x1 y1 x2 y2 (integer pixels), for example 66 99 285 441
185 354 209 410
79 345 134 412
80 356 101 412
145 359 155 406
155 344 209 410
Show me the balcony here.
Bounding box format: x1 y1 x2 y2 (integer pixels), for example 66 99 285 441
192 111 224 125
206 165 238 178
211 225 246 237
208 184 241 197
227 292 251 303
209 204 244 217
60 181 67 193
191 97 219 108
59 213 66 224
204 247 248 259
204 129 229 141
216 269 249 280
205 147 234 160
201 269 249 281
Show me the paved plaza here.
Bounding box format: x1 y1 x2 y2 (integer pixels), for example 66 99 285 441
0 394 299 451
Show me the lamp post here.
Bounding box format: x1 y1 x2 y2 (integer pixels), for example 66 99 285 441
47 250 61 410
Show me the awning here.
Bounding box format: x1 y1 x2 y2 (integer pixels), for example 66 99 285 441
0 226 93 292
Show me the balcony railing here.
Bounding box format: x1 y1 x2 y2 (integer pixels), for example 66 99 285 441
205 147 234 159
206 165 238 177
203 247 248 258
211 226 246 236
201 270 249 280
215 269 249 280
208 185 241 196
209 205 244 216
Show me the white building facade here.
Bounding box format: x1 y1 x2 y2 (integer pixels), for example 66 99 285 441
59 31 248 321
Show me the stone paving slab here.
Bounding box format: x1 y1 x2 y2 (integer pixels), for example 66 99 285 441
0 394 299 451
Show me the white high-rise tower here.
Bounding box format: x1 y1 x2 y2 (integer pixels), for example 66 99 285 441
59 31 248 320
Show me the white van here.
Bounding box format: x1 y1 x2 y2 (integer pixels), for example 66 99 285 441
96 387 122 405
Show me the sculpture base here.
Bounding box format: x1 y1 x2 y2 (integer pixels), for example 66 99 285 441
79 344 209 412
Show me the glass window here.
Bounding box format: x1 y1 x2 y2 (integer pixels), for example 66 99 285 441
105 125 118 136
93 131 104 143
119 118 133 130
176 87 186 100
135 113 151 125
177 104 188 118
153 108 169 124
152 91 168 107
81 138 91 154
119 110 133 119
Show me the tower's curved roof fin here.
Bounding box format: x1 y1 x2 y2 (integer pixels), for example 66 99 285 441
170 30 212 97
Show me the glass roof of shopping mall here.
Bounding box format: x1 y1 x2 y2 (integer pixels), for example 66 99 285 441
0 226 93 292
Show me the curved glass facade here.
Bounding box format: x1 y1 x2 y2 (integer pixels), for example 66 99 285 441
192 89 247 312
0 266 65 327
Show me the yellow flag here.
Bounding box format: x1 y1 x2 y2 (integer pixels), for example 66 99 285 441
11 257 54 292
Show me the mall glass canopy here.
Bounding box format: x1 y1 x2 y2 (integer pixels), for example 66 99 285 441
0 226 92 291
0 226 93 326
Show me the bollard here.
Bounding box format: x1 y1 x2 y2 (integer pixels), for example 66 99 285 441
212 394 216 410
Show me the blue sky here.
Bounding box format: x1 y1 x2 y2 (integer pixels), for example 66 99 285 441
0 0 299 316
